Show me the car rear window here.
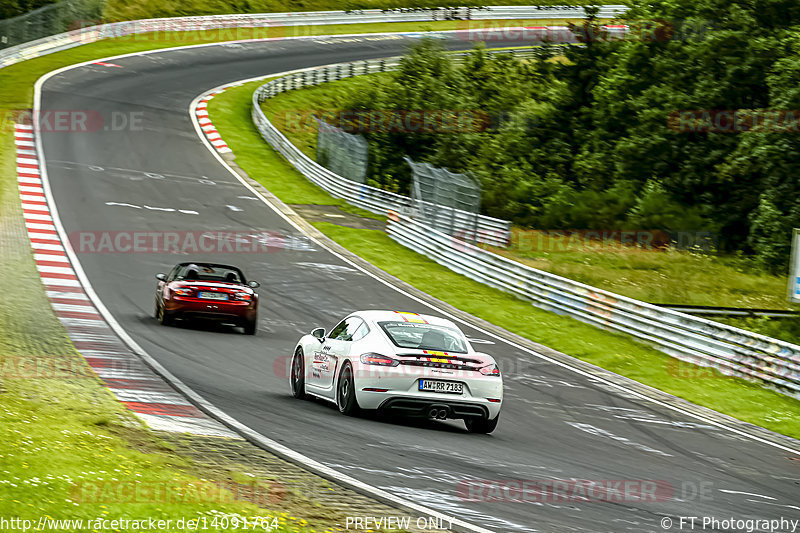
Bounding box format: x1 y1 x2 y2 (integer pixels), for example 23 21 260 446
378 321 467 353
176 264 245 283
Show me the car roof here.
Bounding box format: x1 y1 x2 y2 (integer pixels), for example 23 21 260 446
352 310 459 329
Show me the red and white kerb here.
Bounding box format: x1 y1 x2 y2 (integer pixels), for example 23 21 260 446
14 123 237 438
194 83 245 154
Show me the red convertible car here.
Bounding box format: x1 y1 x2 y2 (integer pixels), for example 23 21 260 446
155 262 260 335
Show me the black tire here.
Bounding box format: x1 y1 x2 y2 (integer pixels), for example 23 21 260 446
156 302 174 326
336 362 359 416
243 316 257 335
290 348 306 399
465 414 499 434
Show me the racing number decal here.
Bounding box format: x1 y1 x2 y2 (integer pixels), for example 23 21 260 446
394 311 428 324
423 350 452 364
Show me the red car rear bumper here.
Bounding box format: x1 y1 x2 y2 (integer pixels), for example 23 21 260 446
164 296 257 323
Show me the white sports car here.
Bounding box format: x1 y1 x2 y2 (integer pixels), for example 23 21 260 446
289 310 503 433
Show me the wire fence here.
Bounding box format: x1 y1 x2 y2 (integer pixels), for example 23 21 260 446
253 54 518 246
0 0 103 50
316 117 368 184
407 156 482 243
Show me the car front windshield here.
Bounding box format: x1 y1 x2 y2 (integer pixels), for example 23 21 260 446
175 264 245 284
378 321 467 353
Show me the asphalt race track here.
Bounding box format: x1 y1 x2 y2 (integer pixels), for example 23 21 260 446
38 34 799 532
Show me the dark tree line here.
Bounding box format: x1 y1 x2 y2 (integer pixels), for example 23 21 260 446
0 0 55 19
335 0 800 271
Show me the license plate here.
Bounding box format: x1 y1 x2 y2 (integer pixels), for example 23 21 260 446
419 379 463 394
198 291 228 300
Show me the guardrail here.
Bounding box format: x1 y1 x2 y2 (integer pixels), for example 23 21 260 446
0 5 627 68
655 304 799 319
387 214 800 399
252 53 537 246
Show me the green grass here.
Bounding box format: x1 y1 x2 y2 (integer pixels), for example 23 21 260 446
259 70 795 313
211 79 385 220
210 79 800 440
0 107 311 532
720 316 800 346
210 81 342 206
492 241 793 309
261 74 383 160
1 21 519 530
260 66 800 349
0 21 796 530
319 223 800 435
0 385 311 532
104 0 597 23
0 16 589 109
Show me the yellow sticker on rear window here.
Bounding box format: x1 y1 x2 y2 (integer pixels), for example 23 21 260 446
395 311 428 324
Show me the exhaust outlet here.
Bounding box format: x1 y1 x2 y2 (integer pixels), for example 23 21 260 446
437 409 448 419
428 408 439 419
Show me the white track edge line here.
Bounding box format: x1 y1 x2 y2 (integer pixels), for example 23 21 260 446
33 36 503 533
191 76 800 457
29 32 799 533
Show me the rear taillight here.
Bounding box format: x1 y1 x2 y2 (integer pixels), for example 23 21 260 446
232 292 252 301
360 353 399 367
479 364 500 376
173 288 193 296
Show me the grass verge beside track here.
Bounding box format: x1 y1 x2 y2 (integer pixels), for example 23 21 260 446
0 22 512 530
104 0 595 22
261 71 800 348
260 75 795 312
0 120 314 532
210 79 800 440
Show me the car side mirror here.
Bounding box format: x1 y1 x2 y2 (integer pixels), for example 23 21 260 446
155 273 166 281
248 281 260 288
311 328 325 342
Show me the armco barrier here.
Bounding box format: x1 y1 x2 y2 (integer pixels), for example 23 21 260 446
251 54 527 246
387 214 800 399
0 5 627 68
